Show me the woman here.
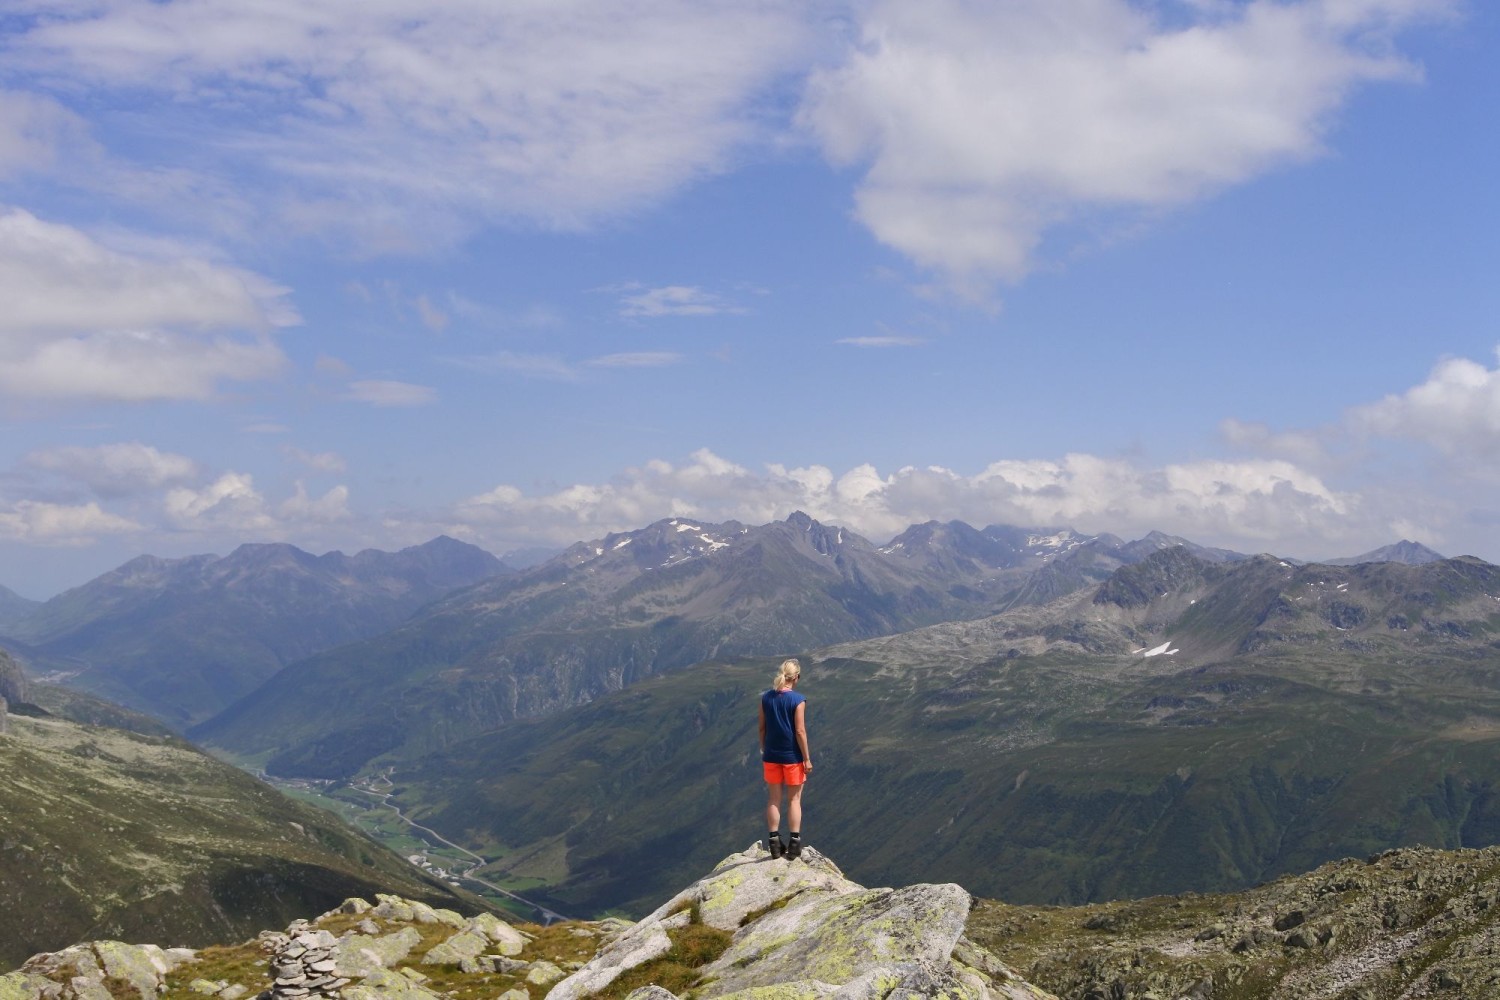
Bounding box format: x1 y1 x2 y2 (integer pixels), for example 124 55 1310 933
759 657 812 859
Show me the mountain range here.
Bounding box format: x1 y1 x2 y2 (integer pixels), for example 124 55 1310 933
0 536 508 728
190 514 1257 777
360 546 1500 919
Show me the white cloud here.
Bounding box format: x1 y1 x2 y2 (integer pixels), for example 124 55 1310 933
799 0 1448 295
284 447 348 474
1348 350 1500 460
163 471 350 535
456 352 581 381
10 0 819 242
435 446 1379 556
24 442 199 498
279 482 352 525
0 89 90 178
836 336 926 348
0 207 294 402
415 294 450 333
586 352 685 368
1220 417 1330 466
618 285 746 318
0 499 141 544
342 380 438 407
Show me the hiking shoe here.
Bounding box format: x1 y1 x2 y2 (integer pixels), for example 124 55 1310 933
785 838 802 861
768 836 784 860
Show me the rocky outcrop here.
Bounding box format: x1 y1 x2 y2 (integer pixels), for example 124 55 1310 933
546 844 1056 1000
0 651 27 706
1 941 196 1000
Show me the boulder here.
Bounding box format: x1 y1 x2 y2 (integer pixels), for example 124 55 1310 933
545 844 1057 1000
524 962 566 987
0 973 53 1000
341 968 443 1000
419 929 487 966
335 927 422 977
472 914 528 955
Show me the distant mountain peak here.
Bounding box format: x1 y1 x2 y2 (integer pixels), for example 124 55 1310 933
1326 540 1446 566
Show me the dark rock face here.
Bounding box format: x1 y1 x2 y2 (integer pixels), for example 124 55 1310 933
0 649 28 706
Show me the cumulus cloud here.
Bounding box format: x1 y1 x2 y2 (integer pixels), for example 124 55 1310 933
24 442 199 498
799 0 1448 295
0 207 294 402
8 0 819 242
435 446 1383 556
618 285 746 318
163 472 349 534
1348 350 1500 460
341 380 438 407
0 499 141 544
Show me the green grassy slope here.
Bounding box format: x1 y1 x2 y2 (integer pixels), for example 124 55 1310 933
0 712 491 969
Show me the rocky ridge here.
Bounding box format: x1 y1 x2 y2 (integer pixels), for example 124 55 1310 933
10 844 1500 998
970 845 1500 999
3 851 1054 1000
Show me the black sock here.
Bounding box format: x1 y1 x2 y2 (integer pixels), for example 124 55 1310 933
769 831 779 842
789 832 801 840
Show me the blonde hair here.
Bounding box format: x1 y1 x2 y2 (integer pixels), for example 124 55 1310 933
772 658 802 691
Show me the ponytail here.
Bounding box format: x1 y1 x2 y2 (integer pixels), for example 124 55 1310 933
772 658 802 691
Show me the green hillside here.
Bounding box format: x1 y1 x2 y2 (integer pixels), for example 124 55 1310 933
0 691 490 968
375 551 1500 917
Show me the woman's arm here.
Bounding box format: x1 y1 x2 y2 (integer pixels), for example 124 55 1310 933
758 702 766 755
794 701 812 771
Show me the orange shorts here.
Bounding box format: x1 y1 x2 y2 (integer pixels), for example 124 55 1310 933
763 762 808 786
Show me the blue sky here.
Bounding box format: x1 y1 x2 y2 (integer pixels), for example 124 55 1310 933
0 0 1496 598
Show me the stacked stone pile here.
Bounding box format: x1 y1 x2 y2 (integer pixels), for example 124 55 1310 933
256 922 348 1000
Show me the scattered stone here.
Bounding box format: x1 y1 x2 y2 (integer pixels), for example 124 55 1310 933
341 968 441 1000
420 928 487 966
523 961 565 987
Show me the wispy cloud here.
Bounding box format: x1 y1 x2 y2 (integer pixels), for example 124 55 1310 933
7 1 819 246
618 285 746 318
586 352 685 368
24 443 199 498
457 352 581 381
284 447 348 474
836 336 926 348
0 207 294 403
342 380 438 407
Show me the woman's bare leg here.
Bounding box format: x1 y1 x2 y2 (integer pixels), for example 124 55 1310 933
765 783 783 832
787 782 805 834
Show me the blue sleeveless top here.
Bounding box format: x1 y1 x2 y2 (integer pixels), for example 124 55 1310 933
761 688 806 764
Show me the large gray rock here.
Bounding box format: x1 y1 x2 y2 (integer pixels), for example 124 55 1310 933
545 844 1057 1000
13 942 196 1000
341 968 444 1000
420 928 487 966
471 913 528 955
699 881 971 996
334 927 423 977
